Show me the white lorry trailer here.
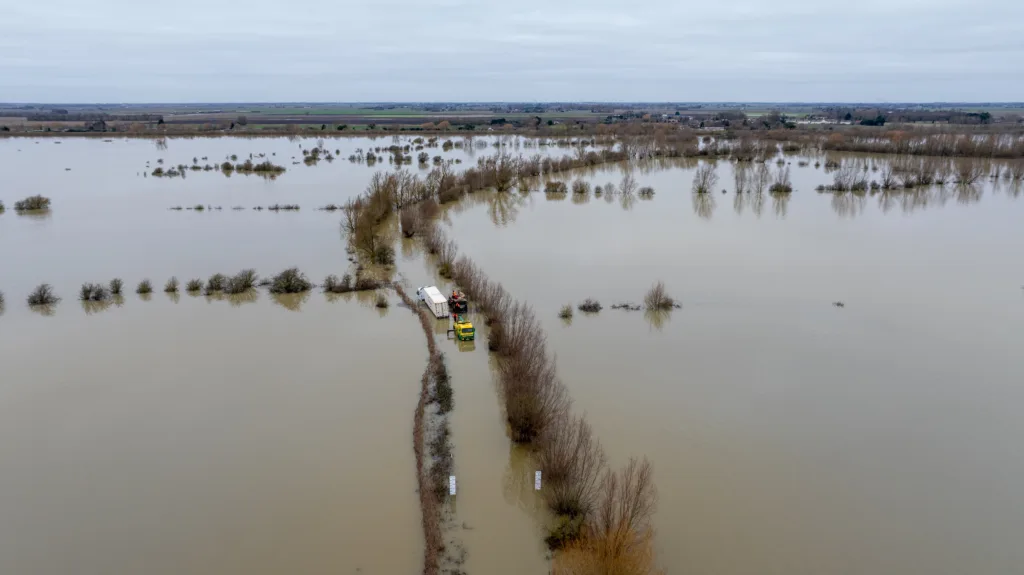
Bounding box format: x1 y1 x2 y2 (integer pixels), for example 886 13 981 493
416 286 450 319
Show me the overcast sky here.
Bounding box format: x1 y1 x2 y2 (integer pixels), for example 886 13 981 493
2 0 1021 103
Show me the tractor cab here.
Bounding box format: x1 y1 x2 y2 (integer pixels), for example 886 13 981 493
452 314 475 341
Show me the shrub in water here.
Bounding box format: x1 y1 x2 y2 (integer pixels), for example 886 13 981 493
269 267 312 294
323 274 340 293
164 277 179 293
205 273 227 294
224 269 258 294
27 284 60 306
577 298 602 313
109 278 124 295
400 207 420 238
559 304 574 319
136 279 153 294
0 200 5 214
432 356 453 414
186 278 203 292
79 283 110 302
375 293 389 308
373 244 395 266
643 281 676 310
14 195 51 212
545 181 568 194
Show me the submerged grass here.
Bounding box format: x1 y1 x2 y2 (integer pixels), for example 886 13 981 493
559 304 574 320
164 276 179 293
136 279 153 294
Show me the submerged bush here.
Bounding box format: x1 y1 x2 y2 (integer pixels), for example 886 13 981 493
185 278 203 292
323 273 355 293
269 267 312 294
323 274 341 293
109 278 124 295
0 200 5 214
432 355 453 414
644 281 676 310
559 304 574 319
545 181 568 194
204 273 227 294
373 244 396 266
577 299 602 313
164 276 179 293
136 279 153 294
79 283 110 302
224 269 258 294
571 180 591 195
375 293 389 308
27 284 60 306
400 207 420 238
14 195 51 212
0 290 4 310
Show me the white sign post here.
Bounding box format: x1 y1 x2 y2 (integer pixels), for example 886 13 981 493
535 471 542 490
449 475 457 496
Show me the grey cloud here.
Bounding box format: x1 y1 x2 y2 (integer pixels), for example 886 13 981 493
2 0 1022 102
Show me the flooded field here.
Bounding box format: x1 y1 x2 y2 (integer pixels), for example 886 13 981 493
438 160 1024 574
2 136 1023 574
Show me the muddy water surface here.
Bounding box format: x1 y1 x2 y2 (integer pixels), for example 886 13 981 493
442 159 1024 575
4 137 1023 575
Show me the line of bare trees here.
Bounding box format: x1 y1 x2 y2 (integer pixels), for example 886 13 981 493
425 227 657 572
340 146 677 573
822 132 1024 159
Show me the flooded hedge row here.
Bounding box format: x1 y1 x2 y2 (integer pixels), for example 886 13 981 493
427 225 658 573
9 268 384 313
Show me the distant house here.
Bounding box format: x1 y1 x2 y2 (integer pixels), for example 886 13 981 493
86 119 107 132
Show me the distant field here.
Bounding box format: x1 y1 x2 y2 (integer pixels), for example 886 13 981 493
256 107 437 116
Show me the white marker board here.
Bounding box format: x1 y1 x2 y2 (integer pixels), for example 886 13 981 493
449 475 457 495
535 471 542 490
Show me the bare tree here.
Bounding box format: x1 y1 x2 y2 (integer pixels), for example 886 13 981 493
956 159 985 185
692 163 719 194
620 173 638 196
752 162 771 194
537 414 607 518
553 458 658 575
733 165 748 194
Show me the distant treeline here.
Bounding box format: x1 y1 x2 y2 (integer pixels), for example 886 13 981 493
0 112 163 122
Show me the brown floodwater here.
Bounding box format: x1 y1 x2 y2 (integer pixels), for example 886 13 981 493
3 137 1023 575
0 135 570 575
438 158 1024 574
